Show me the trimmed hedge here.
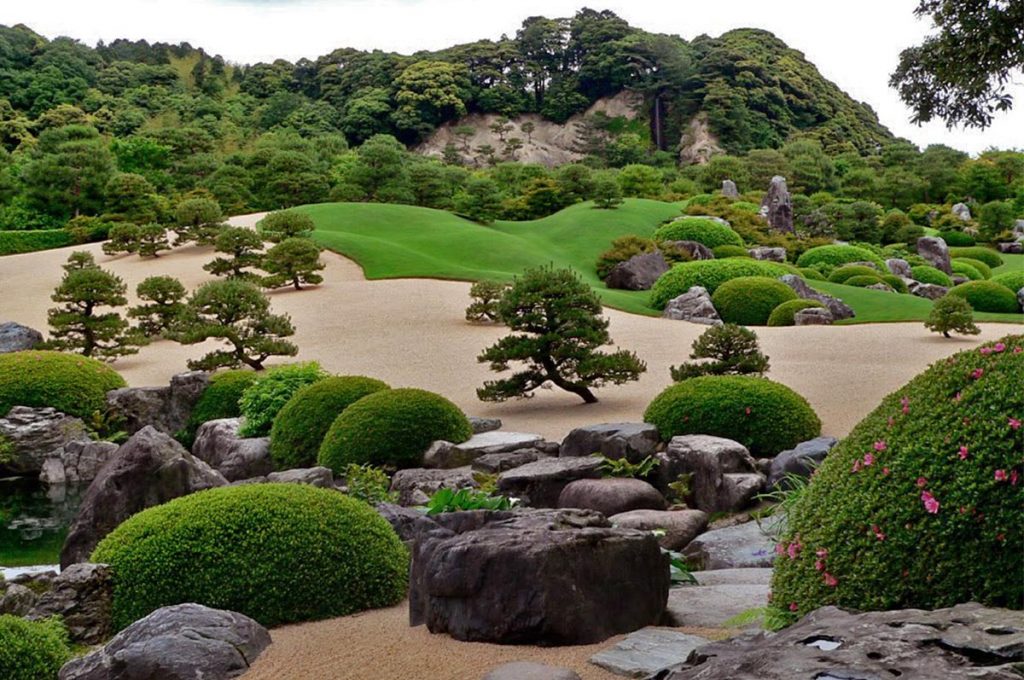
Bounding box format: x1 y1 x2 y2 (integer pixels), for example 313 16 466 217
936 230 975 247
270 376 390 470
946 281 1021 313
799 268 826 281
653 217 744 249
992 270 1024 293
650 259 791 309
643 376 821 457
238 362 327 437
952 257 992 279
177 370 258 447
770 337 1024 624
711 276 798 326
767 299 826 327
948 247 1004 268
92 484 409 629
951 260 984 281
844 275 886 288
881 275 910 294
0 615 71 680
711 244 751 259
0 351 126 419
318 388 472 471
0 229 73 256
795 245 886 273
828 265 880 284
910 265 953 287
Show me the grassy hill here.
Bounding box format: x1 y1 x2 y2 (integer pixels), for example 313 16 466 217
300 200 1023 324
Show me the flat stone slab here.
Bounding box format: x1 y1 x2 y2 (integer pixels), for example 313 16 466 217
663 584 770 628
425 432 544 468
482 661 581 680
590 628 710 678
691 568 772 586
681 516 781 570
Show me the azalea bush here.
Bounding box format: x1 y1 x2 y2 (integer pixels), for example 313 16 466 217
770 337 1024 626
946 281 1021 313
795 245 885 273
653 217 744 249
710 276 797 326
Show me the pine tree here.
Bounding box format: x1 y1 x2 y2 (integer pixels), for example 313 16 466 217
669 323 770 381
173 196 225 246
129 275 187 337
256 210 314 243
925 295 981 338
135 223 171 258
260 238 325 290
203 227 264 280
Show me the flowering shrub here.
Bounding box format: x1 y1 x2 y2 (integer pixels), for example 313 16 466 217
769 336 1024 626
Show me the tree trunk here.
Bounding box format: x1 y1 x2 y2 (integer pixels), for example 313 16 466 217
943 331 951 338
541 356 599 403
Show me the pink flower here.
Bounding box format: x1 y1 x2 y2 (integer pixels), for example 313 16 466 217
823 572 838 587
887 416 895 428
958 446 969 461
916 477 928 488
979 347 992 355
872 525 886 541
789 602 799 612
814 559 825 571
873 441 887 452
1010 418 1021 431
1014 346 1022 354
921 490 940 514
852 460 862 473
775 543 786 555
995 469 1008 482
863 453 874 466
953 392 962 403
744 407 751 416
900 396 910 414
1011 470 1019 486
994 342 1006 353
970 368 984 380
787 541 802 560
815 548 828 559
883 467 891 476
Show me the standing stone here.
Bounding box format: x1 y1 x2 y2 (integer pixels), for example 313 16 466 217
28 563 112 645
559 423 659 463
759 176 794 233
721 179 739 198
0 321 43 353
951 202 972 221
191 418 272 482
662 286 722 325
916 236 952 274
0 406 90 476
105 371 210 436
606 251 670 291
885 258 912 278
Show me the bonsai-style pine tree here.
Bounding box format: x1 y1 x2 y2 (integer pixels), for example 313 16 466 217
260 238 325 290
477 265 645 404
670 323 770 381
135 223 171 258
129 275 187 337
175 279 297 370
203 227 264 281
47 251 145 360
256 210 314 243
173 196 225 246
925 294 981 338
102 223 140 256
592 176 623 209
465 280 508 323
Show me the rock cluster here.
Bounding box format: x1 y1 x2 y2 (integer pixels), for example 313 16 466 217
779 275 854 320
662 286 722 325
105 371 209 436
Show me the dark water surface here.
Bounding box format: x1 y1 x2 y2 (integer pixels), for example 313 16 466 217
0 477 84 569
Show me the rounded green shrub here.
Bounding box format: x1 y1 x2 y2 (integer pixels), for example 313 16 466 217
178 369 258 447
948 247 1004 268
992 270 1024 293
910 265 953 287
844 275 886 288
0 615 71 680
238 362 327 437
952 257 992 279
770 337 1024 624
318 388 472 471
650 259 791 309
767 300 826 327
92 483 409 629
795 245 886 273
732 201 760 214
937 230 975 247
653 217 744 249
799 268 826 281
0 351 125 419
881 275 910 294
270 376 390 470
946 281 1021 313
828 265 880 284
711 277 798 326
711 244 751 258
643 376 821 457
951 260 984 281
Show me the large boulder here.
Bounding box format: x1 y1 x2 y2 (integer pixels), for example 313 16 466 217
60 427 226 568
264 466 333 487
0 406 90 476
662 286 722 325
681 516 782 570
390 467 478 506
608 509 708 551
916 236 952 274
0 321 43 354
951 202 972 221
191 418 272 482
27 562 112 645
497 456 603 508
105 371 209 436
655 436 764 514
557 478 666 516
409 509 669 645
885 258 912 278
759 176 794 233
606 251 670 291
659 603 1024 680
0 583 37 615
424 431 545 469
40 440 120 486
906 278 949 300
375 502 439 545
768 436 838 489
472 449 547 474
778 275 855 320
559 422 659 463
663 240 714 261
58 603 271 680
748 247 786 263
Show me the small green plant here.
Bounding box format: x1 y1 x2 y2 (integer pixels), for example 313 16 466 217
663 547 698 585
84 409 129 444
721 607 767 628
238 362 326 437
666 473 694 506
344 464 397 505
670 323 770 381
425 488 514 514
597 454 658 478
472 471 499 494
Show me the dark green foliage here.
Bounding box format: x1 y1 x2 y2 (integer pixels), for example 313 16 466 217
134 223 171 258
0 615 71 680
269 376 389 469
238 362 326 437
598 454 659 479
948 246 1004 268
910 265 953 287
649 259 791 309
977 200 1016 241
318 388 471 471
257 210 315 243
925 295 981 338
828 265 882 284
592 176 623 209
477 266 645 404
937 230 975 247
177 370 258 447
795 245 886 273
101 223 140 256
991 271 1024 293
344 464 398 504
770 337 1023 625
644 376 821 457
0 229 73 255
798 267 826 281
951 260 984 281
595 235 657 280
767 299 827 327
0 350 126 419
129 275 186 337
711 276 798 326
952 257 991 279
669 323 770 380
464 280 509 323
204 227 265 280
711 244 750 258
653 218 744 249
92 484 409 629
946 280 1020 313
173 196 225 246
260 238 325 290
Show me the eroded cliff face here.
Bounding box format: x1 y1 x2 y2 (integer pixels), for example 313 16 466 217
678 113 723 165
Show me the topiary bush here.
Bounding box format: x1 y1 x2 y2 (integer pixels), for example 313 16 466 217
710 276 798 326
992 270 1024 293
92 483 409 629
649 260 791 309
643 376 821 457
795 245 886 274
799 267 826 281
318 388 472 471
827 265 880 284
0 351 126 419
946 281 1021 313
269 376 390 470
767 300 826 327
711 244 751 258
937 230 975 247
0 615 71 680
769 337 1024 625
844 275 887 288
881 275 910 294
952 257 992 279
653 217 744 249
238 362 327 437
177 369 258 447
910 265 953 287
951 260 984 281
948 247 1004 268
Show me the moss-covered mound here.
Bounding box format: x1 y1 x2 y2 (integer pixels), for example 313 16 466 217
92 483 409 629
946 281 1021 313
177 369 258 447
711 276 798 326
795 245 885 273
650 259 791 309
770 337 1024 625
952 257 992 279
0 351 125 419
318 387 472 471
767 300 826 327
827 264 879 284
711 244 750 258
936 230 975 247
992 270 1024 293
951 260 984 281
948 247 1003 268
653 217 744 249
910 265 953 287
270 376 390 470
844 274 886 288
0 615 71 680
643 376 821 457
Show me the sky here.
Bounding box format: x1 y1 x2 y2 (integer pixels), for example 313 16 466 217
3 0 1023 155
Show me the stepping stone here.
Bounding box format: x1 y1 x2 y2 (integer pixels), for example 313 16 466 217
590 628 710 678
663 584 770 629
482 661 581 680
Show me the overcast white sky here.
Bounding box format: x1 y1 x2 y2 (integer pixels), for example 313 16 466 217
4 0 1022 154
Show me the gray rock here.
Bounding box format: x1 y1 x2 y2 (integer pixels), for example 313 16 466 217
655 435 762 514
1019 287 1024 311
663 583 770 628
866 281 895 292
659 602 1024 680
606 251 670 291
721 473 766 510
49 440 120 485
105 371 210 436
998 241 1023 254
390 467 478 506
952 202 972 221
482 662 581 680
559 422 659 463
663 240 714 261
375 503 437 545
0 406 90 476
468 416 502 434
0 321 43 353
692 568 773 586
906 278 949 300
916 236 952 274
590 628 711 678
682 516 781 570
424 431 544 469
721 179 739 198
472 449 546 474
778 275 855 320
759 176 794 233
28 562 112 645
265 466 333 487
558 478 666 516
58 603 270 680
0 582 37 615
951 274 970 286
662 286 722 325
609 509 708 551
748 247 786 262
60 427 227 568
497 456 603 507
191 418 272 482
793 308 834 325
1013 219 1024 239
409 509 669 645
768 436 838 489
885 258 912 277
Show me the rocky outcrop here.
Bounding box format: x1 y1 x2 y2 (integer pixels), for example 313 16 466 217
609 509 708 551
952 202 972 221
907 279 948 300
424 431 545 469
678 113 724 165
497 456 603 508
559 422 659 463
779 275 855 320
655 435 764 514
916 236 952 274
28 563 112 645
59 603 271 680
409 509 669 645
0 406 91 476
375 503 439 545
793 308 834 325
759 176 794 233
557 478 666 516
60 427 226 568
191 418 272 482
105 371 209 436
768 436 838 489
390 467 478 506
748 247 786 262
885 258 912 278
605 251 670 291
682 516 782 570
0 321 43 353
721 179 739 198
662 286 722 325
40 440 120 486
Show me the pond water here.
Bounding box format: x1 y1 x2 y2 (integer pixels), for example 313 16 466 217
0 477 84 571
